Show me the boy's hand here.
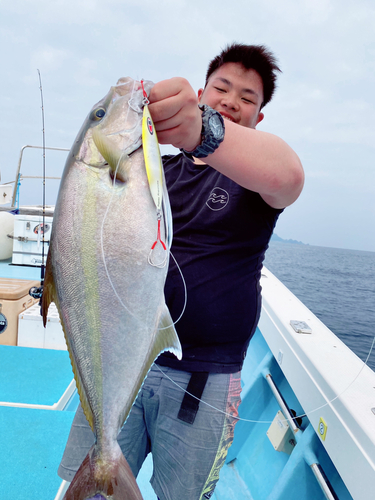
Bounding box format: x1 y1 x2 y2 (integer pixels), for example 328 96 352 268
148 78 202 152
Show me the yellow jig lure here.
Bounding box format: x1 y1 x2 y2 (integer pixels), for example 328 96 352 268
141 81 163 211
141 80 168 267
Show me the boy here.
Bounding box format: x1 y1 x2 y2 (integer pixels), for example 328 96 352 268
59 43 304 500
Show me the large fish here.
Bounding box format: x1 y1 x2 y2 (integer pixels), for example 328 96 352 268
42 77 182 500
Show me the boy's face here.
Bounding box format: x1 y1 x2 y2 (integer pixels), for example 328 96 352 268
198 62 265 129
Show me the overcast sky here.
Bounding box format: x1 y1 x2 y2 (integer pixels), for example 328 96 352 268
1 0 374 252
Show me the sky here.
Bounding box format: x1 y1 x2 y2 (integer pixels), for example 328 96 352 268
1 0 374 252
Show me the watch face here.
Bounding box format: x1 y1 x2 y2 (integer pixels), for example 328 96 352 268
209 114 223 139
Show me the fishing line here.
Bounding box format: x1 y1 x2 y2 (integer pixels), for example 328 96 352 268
169 250 188 325
100 161 188 329
96 80 375 429
99 79 188 330
155 329 375 426
100 79 137 318
156 249 188 330
154 364 274 424
95 79 375 429
296 332 375 419
99 152 136 318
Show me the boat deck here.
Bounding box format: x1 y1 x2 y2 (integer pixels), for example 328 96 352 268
0 345 74 409
0 326 349 500
1 258 374 499
0 406 74 499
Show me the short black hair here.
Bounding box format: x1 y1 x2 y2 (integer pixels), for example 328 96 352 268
205 43 281 108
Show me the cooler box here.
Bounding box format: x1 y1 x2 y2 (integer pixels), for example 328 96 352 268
12 214 53 266
0 278 40 345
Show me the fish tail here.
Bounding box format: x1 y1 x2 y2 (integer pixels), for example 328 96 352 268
63 444 143 500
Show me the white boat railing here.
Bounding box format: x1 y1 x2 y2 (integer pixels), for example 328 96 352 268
11 144 68 206
259 267 375 500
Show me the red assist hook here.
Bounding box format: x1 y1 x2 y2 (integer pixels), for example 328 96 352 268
148 210 168 268
151 213 167 251
141 80 149 104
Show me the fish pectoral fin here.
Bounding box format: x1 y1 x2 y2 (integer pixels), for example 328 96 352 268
92 128 130 183
155 305 182 360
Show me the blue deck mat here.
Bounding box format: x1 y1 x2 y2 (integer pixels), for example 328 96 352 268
0 406 74 500
0 258 42 280
0 345 73 406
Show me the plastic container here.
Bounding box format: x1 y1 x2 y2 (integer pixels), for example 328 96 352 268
0 278 40 345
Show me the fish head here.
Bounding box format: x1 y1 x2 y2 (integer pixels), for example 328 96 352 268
68 77 153 183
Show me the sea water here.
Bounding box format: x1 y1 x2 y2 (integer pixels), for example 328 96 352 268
264 242 375 372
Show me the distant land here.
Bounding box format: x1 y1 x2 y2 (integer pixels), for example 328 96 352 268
271 234 307 245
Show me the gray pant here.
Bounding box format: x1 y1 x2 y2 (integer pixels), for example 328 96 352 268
58 365 241 500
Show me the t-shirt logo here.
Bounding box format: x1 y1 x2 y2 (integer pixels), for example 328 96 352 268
206 187 229 211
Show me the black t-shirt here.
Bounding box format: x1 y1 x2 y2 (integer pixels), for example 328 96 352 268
156 154 283 373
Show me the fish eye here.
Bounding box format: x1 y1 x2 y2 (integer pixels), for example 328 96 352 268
92 108 106 120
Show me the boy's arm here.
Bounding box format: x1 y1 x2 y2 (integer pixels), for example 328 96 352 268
149 77 304 209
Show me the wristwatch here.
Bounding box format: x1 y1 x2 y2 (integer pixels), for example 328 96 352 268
181 104 225 159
